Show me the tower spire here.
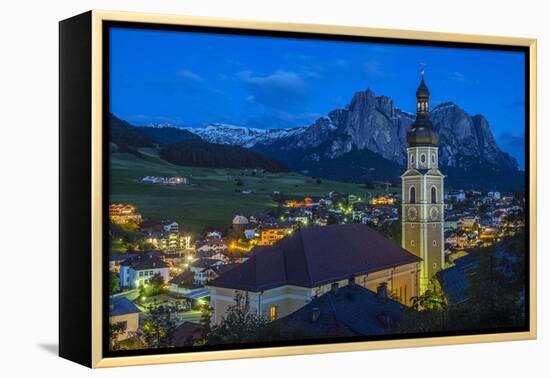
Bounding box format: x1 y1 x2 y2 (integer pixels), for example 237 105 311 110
401 68 445 293
407 69 437 147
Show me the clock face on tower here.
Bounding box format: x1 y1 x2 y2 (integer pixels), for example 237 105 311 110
430 206 439 220
407 207 418 221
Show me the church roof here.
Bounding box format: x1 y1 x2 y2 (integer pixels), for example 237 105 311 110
416 76 430 96
408 74 437 146
208 224 420 292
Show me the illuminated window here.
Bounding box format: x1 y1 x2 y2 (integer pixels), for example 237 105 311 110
269 306 278 321
409 186 416 203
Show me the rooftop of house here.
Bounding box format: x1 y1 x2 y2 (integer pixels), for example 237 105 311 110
196 239 227 247
206 263 240 275
110 253 138 262
170 270 195 285
191 258 221 269
170 321 203 347
208 224 421 292
121 253 168 271
269 283 405 338
109 297 141 317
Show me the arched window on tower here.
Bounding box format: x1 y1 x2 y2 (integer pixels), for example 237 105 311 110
431 186 437 204
410 186 416 204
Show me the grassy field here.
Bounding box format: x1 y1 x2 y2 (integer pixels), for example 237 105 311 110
110 149 383 236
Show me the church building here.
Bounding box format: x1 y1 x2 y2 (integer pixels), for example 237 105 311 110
401 71 445 292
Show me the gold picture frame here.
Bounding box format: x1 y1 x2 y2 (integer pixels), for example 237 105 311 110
59 10 537 368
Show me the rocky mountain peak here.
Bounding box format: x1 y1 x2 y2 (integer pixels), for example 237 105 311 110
182 87 520 189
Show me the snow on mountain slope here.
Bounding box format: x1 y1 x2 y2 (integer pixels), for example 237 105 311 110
184 123 307 148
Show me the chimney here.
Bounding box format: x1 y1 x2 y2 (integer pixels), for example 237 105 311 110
377 282 388 302
348 276 356 286
331 282 339 295
311 307 321 322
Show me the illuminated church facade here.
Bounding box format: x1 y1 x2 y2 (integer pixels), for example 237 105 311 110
401 72 445 292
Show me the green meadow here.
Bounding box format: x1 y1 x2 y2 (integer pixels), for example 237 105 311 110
110 149 381 236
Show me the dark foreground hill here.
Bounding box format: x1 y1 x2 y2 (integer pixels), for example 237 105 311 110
109 113 288 172
138 126 201 144
160 140 289 172
109 114 155 152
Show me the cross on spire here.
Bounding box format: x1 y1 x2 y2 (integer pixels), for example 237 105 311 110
420 62 426 76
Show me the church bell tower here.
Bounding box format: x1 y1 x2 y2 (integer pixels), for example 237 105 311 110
401 70 445 292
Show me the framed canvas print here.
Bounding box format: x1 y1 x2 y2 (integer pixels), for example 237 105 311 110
59 10 537 368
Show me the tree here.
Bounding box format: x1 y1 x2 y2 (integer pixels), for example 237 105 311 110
378 221 402 245
139 273 166 299
396 233 527 334
109 273 120 294
194 304 213 346
410 287 446 312
326 213 339 225
139 241 156 251
109 322 126 351
205 291 268 345
141 303 176 348
150 272 165 288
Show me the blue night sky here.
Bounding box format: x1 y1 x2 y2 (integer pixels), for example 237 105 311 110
110 27 526 168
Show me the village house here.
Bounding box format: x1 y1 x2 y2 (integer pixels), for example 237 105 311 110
162 220 179 234
285 197 315 208
243 228 257 239
190 258 225 284
248 214 278 225
119 254 170 289
370 194 396 205
109 253 137 273
195 239 228 253
207 224 421 325
141 176 188 185
145 232 190 253
170 322 203 347
270 282 405 337
109 297 140 340
256 225 293 246
169 271 201 296
109 203 142 225
195 249 231 263
232 215 249 231
139 219 165 234
206 231 222 240
445 190 466 202
197 263 240 286
458 216 479 230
